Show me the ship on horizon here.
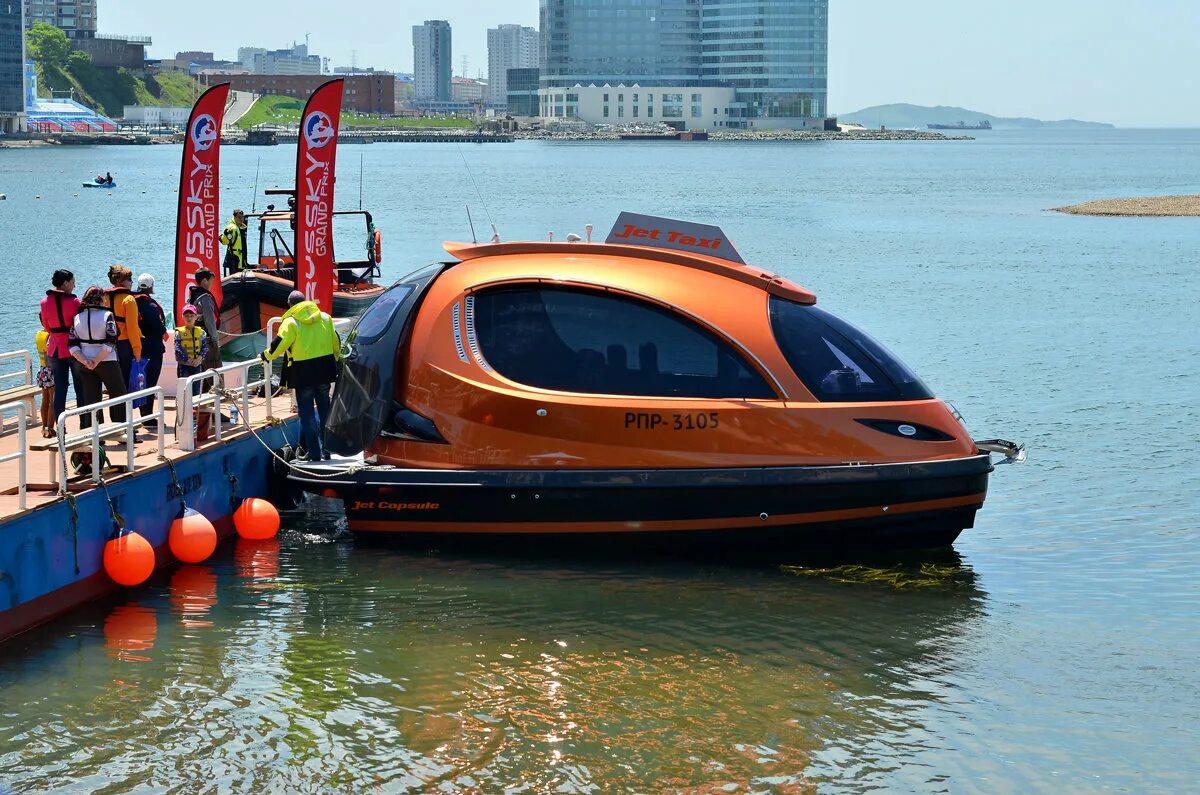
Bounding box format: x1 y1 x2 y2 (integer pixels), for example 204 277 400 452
928 120 992 130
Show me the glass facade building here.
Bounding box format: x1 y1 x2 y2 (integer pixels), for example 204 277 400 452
1 1 26 132
700 0 827 120
506 67 541 116
539 0 827 124
540 0 702 89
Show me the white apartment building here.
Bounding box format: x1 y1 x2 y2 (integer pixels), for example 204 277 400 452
122 105 191 125
539 84 738 131
486 24 538 108
412 20 452 102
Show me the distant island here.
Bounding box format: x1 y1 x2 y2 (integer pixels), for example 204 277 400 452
837 103 1114 130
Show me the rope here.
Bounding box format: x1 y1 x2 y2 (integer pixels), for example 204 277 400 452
160 456 186 513
98 478 124 528
217 328 273 339
65 492 80 574
206 384 370 481
227 470 239 511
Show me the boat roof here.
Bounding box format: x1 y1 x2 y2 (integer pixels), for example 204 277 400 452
442 241 816 304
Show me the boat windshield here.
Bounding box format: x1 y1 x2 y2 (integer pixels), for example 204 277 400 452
768 297 933 402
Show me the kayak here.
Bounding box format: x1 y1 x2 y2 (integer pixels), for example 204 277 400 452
82 182 117 188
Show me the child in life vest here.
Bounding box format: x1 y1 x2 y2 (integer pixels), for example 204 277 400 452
35 328 54 437
175 304 208 396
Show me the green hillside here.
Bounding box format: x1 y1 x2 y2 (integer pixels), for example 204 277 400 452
26 22 203 118
838 103 1113 130
237 94 473 130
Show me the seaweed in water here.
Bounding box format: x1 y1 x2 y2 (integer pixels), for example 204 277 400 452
779 562 974 589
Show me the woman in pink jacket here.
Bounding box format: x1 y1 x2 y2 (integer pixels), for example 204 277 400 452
38 269 81 434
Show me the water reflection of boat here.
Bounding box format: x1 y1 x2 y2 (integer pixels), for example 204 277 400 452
294 213 1023 553
0 540 987 791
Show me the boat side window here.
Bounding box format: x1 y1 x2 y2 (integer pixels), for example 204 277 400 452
473 286 775 399
768 297 933 402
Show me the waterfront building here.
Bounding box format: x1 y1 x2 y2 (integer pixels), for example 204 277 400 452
22 0 95 38
73 34 151 69
238 47 268 71
487 24 538 108
412 20 452 102
122 105 191 126
213 74 396 115
506 67 540 117
176 51 215 64
539 83 736 131
1 1 25 133
333 66 386 75
540 0 701 90
238 43 322 76
537 0 828 128
393 74 414 110
700 0 828 124
451 77 487 104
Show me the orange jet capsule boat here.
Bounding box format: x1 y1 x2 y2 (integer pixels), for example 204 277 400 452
296 213 1023 554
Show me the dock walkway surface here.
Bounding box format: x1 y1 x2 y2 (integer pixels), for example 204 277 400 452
0 390 291 523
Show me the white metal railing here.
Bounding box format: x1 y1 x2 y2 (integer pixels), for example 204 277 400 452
0 401 29 510
56 385 166 492
0 349 34 390
0 349 35 436
176 356 275 452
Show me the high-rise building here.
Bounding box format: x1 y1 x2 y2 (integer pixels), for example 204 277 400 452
1 1 26 133
412 20 451 102
22 0 96 38
700 0 828 121
540 0 701 89
537 0 828 127
487 24 538 108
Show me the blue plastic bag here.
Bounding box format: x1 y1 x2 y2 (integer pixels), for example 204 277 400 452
129 358 148 408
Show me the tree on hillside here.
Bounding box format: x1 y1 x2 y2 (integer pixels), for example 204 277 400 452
26 22 70 70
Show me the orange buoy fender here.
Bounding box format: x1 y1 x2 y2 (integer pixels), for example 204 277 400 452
374 228 382 263
103 525 156 586
233 497 281 540
168 507 217 564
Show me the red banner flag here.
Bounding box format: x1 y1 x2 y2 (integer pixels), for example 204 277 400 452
294 78 344 312
173 82 230 321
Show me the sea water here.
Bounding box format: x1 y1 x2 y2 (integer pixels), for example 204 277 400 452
0 130 1198 792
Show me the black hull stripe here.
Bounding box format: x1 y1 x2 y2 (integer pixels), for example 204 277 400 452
301 458 992 526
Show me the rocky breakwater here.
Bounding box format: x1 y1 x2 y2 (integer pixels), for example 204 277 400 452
514 128 970 142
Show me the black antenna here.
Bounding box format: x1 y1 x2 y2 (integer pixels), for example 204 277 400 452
358 153 364 211
455 142 495 228
466 206 477 244
250 157 260 213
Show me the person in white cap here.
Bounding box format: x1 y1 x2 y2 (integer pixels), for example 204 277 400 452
134 273 168 428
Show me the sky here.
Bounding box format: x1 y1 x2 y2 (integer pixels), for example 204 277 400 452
100 0 1200 127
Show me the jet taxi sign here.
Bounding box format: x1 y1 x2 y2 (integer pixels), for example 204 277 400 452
606 211 745 264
